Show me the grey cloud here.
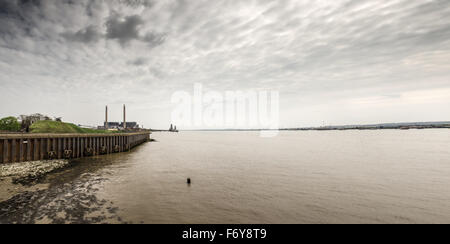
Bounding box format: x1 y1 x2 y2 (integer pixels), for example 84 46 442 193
143 32 166 47
62 25 101 43
0 0 42 38
1 1 162 46
128 57 148 66
118 0 155 9
105 13 166 47
106 13 144 45
1 0 450 128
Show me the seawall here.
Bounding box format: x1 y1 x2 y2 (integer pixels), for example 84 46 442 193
0 132 150 164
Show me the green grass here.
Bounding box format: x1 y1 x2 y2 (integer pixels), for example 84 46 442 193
30 120 115 134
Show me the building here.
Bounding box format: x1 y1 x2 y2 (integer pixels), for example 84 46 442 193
101 105 140 130
121 122 138 129
18 113 51 124
102 122 139 130
103 122 120 129
18 113 53 130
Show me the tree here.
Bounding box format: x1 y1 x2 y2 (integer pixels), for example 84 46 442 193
0 117 21 132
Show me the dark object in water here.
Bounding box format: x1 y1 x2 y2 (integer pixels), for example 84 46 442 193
187 178 191 184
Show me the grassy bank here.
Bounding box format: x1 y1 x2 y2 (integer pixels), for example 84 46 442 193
30 121 114 134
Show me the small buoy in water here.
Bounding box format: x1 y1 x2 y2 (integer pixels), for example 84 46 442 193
187 178 191 184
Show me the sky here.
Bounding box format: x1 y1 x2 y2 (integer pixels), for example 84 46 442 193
0 0 450 129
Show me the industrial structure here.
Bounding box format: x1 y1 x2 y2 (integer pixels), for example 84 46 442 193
99 105 139 130
169 124 178 132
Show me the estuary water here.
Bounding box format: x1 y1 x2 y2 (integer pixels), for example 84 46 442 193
1 130 450 223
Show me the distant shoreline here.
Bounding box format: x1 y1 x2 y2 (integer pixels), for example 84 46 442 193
178 121 450 132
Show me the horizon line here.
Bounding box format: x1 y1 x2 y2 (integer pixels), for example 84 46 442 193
168 120 450 131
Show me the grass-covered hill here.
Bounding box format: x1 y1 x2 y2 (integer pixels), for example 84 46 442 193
29 120 113 134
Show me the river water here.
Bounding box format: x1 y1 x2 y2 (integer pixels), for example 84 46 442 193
1 130 450 224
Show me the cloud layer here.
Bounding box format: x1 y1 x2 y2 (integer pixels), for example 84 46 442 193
1 0 450 128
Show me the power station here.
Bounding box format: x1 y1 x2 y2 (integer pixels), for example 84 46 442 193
100 105 139 130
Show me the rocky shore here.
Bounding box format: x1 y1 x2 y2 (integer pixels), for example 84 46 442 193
0 160 70 185
0 160 71 203
0 173 122 224
0 159 126 224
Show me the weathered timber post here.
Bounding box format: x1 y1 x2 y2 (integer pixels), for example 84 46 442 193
11 139 16 163
19 139 23 162
1 139 6 163
32 138 37 161
26 138 31 161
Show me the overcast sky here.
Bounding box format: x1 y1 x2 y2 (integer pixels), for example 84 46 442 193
1 0 450 129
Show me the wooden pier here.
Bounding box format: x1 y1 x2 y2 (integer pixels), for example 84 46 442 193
0 132 150 164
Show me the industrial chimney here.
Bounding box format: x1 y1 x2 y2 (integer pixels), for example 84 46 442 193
105 105 108 129
123 104 126 129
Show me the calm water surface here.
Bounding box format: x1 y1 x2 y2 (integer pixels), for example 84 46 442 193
3 130 450 223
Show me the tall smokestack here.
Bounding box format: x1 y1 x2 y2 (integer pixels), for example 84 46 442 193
105 105 108 129
123 104 126 129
